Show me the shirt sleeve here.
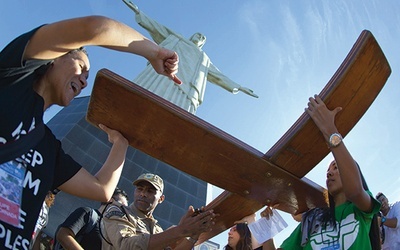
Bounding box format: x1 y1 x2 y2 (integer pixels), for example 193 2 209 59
102 204 150 249
0 25 45 68
59 207 91 236
280 223 303 250
363 191 381 218
52 136 82 189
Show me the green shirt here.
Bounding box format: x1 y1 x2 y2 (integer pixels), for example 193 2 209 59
280 194 380 249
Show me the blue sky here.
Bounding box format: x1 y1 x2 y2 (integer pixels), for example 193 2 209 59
2 0 400 247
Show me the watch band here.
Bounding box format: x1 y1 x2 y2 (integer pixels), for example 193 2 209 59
186 237 197 244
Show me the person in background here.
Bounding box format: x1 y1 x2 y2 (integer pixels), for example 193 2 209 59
224 223 264 250
31 190 58 250
261 95 381 249
101 173 216 249
229 213 265 250
376 192 400 249
0 13 181 249
55 187 129 250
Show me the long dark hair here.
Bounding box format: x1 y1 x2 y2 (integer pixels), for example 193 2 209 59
305 162 380 249
224 223 253 250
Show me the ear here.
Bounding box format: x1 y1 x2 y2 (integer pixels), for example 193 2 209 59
158 194 165 204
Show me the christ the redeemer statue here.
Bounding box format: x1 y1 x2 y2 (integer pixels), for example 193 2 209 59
123 0 259 114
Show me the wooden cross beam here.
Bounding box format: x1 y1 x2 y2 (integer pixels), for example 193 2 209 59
86 30 391 243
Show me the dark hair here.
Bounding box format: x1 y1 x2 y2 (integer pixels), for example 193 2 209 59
33 47 89 82
101 187 129 205
306 161 380 249
113 187 129 202
69 46 88 57
376 192 385 200
223 223 252 250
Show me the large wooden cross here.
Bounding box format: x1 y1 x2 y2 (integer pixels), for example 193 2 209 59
86 30 391 243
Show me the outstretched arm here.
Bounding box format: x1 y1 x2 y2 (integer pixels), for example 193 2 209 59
305 95 373 212
58 124 128 202
103 205 216 249
149 206 216 249
259 207 281 250
24 15 181 84
207 63 258 98
122 0 140 14
124 0 181 45
239 86 259 98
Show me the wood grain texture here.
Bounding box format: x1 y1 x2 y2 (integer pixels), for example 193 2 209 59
264 30 391 178
86 29 391 244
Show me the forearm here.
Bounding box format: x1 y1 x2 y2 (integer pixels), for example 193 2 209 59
262 238 277 250
306 96 370 209
26 15 160 61
94 138 128 199
95 16 160 60
207 64 241 92
383 217 399 228
314 124 364 200
57 228 83 250
58 237 83 250
173 237 197 250
330 143 365 200
309 107 365 202
148 226 188 249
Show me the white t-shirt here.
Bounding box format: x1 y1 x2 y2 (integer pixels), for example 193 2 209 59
382 201 400 250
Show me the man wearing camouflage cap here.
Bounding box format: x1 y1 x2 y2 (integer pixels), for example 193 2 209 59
101 173 216 249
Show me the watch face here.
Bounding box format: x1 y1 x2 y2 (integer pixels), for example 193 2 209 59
332 135 340 145
330 134 342 147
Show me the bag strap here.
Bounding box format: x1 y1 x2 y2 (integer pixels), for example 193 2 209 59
99 202 128 246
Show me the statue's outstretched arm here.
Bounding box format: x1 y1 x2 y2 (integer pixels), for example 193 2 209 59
239 87 259 98
208 63 258 98
122 0 140 14
122 0 176 45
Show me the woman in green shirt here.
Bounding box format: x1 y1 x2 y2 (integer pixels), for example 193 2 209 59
262 95 381 250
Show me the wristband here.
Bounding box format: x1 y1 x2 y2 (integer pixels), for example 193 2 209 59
381 216 387 224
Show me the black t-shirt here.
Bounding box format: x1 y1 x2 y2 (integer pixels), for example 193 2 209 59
0 26 82 249
57 207 102 250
